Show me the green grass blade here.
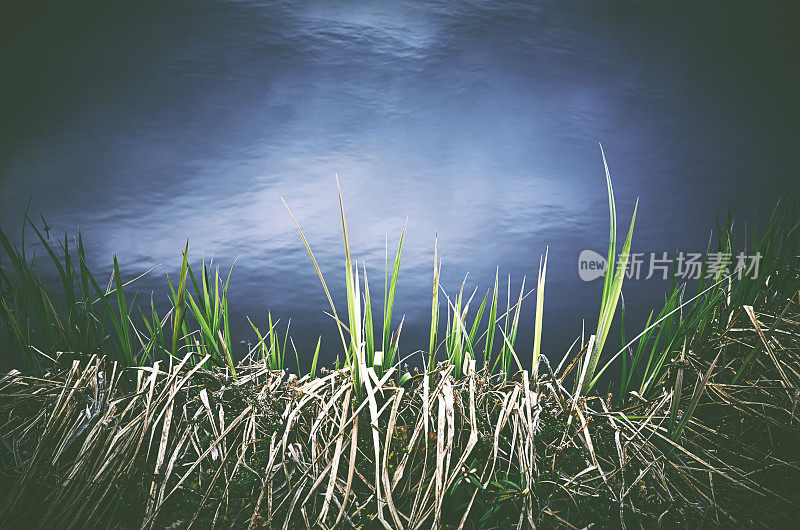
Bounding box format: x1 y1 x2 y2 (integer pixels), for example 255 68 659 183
170 242 190 357
468 290 488 354
247 316 268 366
363 264 375 368
428 234 440 371
310 336 321 378
112 255 134 365
484 268 499 371
382 221 406 355
532 248 547 377
599 143 617 316
281 198 349 359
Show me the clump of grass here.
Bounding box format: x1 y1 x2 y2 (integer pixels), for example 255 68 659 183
282 177 406 398
0 213 152 370
0 215 240 376
247 311 290 372
2 270 799 527
595 195 800 411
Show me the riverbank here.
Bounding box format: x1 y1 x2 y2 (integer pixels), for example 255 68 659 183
1 269 798 527
1 183 799 527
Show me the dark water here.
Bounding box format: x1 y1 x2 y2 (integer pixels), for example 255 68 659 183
2 1 799 369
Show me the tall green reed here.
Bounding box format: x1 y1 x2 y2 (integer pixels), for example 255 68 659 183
573 146 638 395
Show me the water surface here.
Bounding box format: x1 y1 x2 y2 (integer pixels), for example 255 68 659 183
1 1 798 368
